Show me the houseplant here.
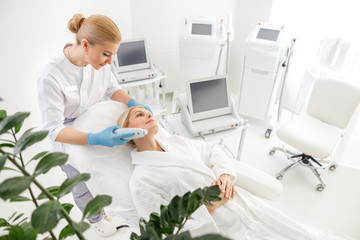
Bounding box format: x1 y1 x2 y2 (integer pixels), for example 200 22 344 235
0 101 112 240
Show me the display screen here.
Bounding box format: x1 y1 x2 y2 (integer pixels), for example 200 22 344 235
190 77 228 113
117 40 147 67
256 28 280 41
191 23 212 36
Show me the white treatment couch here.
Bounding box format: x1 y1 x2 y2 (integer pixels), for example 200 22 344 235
64 101 283 239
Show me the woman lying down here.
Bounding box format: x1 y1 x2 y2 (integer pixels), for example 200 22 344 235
118 106 354 240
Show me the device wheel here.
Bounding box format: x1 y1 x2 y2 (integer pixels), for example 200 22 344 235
329 164 337 171
316 184 325 192
269 149 276 155
265 129 272 138
276 174 283 180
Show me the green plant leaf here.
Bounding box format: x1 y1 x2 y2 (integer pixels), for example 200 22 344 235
0 236 9 240
2 166 20 173
82 195 112 221
130 231 140 240
0 218 10 227
31 200 62 233
8 212 17 221
10 195 31 202
33 152 68 176
168 195 184 226
61 203 74 214
8 223 38 240
31 151 48 161
59 225 75 240
13 130 48 155
14 121 23 134
0 112 30 135
58 221 89 239
36 186 60 200
165 231 192 240
72 221 90 234
203 185 221 205
58 173 90 198
139 227 161 240
186 192 202 214
192 234 231 240
0 110 7 121
0 143 14 149
0 154 8 171
11 213 24 224
0 176 33 200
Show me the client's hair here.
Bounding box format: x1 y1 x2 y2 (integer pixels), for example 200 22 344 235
117 106 145 148
117 106 145 128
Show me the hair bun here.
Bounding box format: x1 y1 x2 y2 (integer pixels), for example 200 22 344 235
68 13 86 34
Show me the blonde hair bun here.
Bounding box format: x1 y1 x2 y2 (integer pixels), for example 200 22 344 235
68 13 86 34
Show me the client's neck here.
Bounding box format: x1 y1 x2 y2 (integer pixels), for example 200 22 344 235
133 135 163 152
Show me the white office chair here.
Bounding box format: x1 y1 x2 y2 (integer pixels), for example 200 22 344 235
269 77 360 191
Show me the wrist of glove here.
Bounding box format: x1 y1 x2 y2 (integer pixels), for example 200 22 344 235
127 98 153 114
87 126 133 147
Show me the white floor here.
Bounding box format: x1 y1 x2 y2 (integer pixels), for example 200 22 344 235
232 116 360 240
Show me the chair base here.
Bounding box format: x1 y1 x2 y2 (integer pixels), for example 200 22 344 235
269 146 338 191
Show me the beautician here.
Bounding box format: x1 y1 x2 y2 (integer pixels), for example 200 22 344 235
37 13 149 237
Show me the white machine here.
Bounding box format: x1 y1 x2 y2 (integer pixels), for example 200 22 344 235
237 23 287 120
178 75 243 137
113 128 148 140
111 38 157 83
178 15 234 92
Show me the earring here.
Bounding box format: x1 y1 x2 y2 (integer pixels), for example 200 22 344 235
84 52 87 55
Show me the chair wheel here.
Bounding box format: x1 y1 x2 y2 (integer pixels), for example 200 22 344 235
329 164 337 171
269 149 275 155
316 184 325 192
276 174 283 180
265 129 272 138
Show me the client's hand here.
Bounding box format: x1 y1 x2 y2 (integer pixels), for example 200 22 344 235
216 174 235 200
127 98 153 114
87 126 133 147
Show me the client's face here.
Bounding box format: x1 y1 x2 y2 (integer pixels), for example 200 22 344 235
127 107 158 133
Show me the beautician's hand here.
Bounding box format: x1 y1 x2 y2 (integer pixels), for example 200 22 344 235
87 126 133 147
127 98 153 114
216 174 235 200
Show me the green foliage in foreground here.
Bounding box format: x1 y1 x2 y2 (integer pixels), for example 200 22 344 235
130 185 231 240
0 104 112 240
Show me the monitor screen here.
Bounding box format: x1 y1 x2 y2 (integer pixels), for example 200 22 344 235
190 77 228 113
191 23 212 36
116 40 147 67
256 28 280 41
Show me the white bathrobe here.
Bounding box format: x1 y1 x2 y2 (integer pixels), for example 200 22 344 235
129 135 354 240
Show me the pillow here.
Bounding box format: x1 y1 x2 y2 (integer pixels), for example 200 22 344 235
64 101 139 226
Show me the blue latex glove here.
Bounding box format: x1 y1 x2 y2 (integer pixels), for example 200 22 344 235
87 126 133 147
127 98 153 114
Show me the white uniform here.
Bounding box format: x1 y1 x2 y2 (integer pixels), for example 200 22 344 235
37 50 120 152
130 135 354 240
37 49 120 221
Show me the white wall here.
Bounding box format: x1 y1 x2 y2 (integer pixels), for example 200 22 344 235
0 0 133 235
129 0 274 93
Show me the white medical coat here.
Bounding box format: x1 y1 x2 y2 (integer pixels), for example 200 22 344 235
37 51 120 151
129 135 354 240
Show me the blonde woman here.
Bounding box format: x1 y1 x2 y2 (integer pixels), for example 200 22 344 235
118 106 354 240
37 14 149 237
